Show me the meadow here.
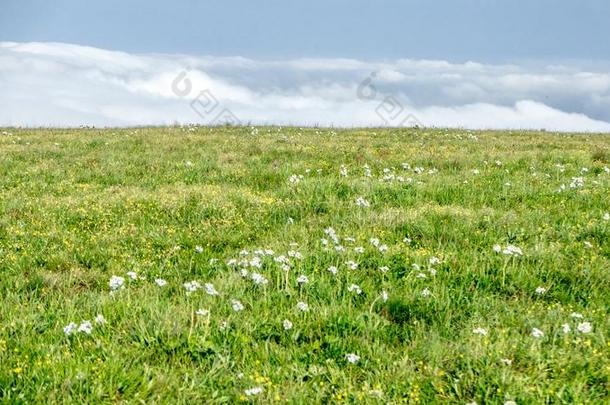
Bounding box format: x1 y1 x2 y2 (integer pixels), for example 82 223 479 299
0 126 609 404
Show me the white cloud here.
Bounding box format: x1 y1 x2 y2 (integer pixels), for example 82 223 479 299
1 41 610 132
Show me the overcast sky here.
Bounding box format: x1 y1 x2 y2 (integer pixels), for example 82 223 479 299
1 1 609 131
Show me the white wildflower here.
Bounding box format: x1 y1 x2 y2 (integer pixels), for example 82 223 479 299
231 299 244 312
531 328 544 338
249 256 262 268
63 322 77 336
502 245 523 256
109 275 125 291
355 196 370 208
205 283 219 296
380 291 389 302
289 174 304 184
472 327 488 336
250 272 268 285
535 286 546 295
345 353 360 364
94 314 106 325
77 320 93 335
183 280 201 293
154 278 167 287
282 319 293 331
296 302 309 312
347 284 362 295
346 260 358 270
287 250 302 260
576 322 592 334
244 387 263 396
296 275 309 285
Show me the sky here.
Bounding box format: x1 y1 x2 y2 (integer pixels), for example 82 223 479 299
1 0 609 131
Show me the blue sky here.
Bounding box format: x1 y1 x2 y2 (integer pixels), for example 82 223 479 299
1 0 609 62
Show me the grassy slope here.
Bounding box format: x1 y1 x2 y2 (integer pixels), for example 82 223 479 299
0 127 609 403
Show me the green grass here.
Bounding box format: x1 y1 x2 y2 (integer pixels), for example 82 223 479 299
0 126 609 403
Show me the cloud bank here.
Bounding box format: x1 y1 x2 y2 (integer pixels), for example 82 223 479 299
1 41 610 132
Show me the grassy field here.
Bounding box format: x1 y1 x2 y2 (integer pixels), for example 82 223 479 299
0 127 609 403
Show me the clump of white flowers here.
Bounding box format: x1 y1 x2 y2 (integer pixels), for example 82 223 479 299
183 280 201 293
380 291 389 302
109 275 125 292
282 319 293 331
493 244 523 256
576 322 592 334
64 316 104 337
63 322 77 336
531 328 544 338
296 275 309 285
347 284 362 295
77 320 93 335
205 283 219 296
250 272 268 286
244 387 263 396
355 196 370 208
296 302 309 312
288 174 304 184
231 299 244 312
345 353 360 364
472 327 488 336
